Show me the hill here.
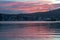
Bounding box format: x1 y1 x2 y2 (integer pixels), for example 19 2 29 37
0 9 60 21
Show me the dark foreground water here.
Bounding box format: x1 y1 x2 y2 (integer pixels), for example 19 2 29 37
0 23 60 40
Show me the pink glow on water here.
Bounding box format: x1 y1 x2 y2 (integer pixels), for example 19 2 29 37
0 24 55 40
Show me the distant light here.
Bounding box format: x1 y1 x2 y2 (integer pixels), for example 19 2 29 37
51 0 60 4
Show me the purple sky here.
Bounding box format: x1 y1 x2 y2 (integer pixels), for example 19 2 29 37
0 1 60 14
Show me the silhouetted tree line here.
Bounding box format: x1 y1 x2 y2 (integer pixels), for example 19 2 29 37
0 9 60 21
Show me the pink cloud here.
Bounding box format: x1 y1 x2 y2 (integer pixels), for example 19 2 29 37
0 2 58 13
4 4 55 13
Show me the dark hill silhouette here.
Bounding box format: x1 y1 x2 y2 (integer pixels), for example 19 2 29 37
0 9 60 21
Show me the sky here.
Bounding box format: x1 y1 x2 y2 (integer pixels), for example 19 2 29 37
0 0 60 4
0 0 60 14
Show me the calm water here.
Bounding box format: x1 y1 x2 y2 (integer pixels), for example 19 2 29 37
0 23 60 40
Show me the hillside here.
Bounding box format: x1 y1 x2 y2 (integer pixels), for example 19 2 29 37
0 9 60 21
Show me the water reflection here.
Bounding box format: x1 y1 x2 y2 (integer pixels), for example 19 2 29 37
0 23 60 40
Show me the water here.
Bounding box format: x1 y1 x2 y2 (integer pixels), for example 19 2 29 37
0 23 60 40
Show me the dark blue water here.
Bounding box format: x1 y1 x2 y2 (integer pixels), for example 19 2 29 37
0 23 60 40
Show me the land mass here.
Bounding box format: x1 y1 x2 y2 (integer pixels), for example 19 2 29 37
0 9 60 21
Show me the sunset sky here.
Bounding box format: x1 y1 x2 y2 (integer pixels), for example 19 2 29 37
0 0 60 14
0 0 60 3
